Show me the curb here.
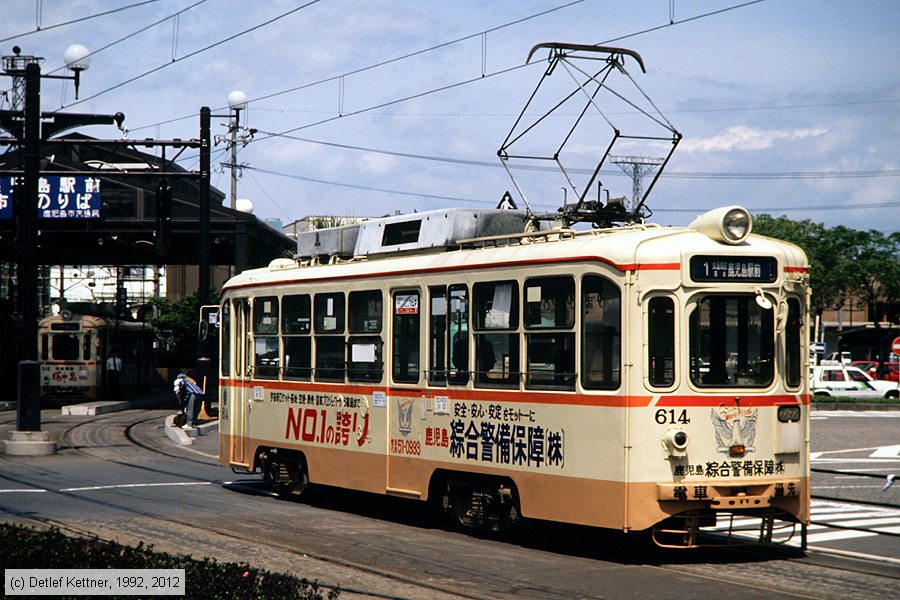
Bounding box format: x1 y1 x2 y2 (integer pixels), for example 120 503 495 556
164 414 193 445
61 396 168 416
164 415 218 446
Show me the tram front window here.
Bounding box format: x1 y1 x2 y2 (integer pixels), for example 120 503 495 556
51 334 80 360
689 295 774 388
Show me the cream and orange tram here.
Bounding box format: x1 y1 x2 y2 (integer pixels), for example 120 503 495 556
218 206 810 546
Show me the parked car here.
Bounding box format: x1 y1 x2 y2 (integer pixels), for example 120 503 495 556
851 360 900 383
826 351 852 365
810 364 900 399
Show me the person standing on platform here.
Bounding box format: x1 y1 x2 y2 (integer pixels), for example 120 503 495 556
106 350 122 400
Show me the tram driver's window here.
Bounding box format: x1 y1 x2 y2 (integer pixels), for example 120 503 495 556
220 301 230 378
524 276 575 389
473 280 519 387
52 334 80 360
689 295 774 388
393 291 420 383
785 298 802 388
648 297 675 387
581 275 621 389
253 296 279 379
82 334 92 361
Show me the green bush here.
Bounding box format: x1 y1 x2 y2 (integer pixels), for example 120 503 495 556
1 524 338 599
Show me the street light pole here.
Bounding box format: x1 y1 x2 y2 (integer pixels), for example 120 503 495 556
1 45 115 456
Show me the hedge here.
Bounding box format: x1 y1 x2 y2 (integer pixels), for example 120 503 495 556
1 524 338 599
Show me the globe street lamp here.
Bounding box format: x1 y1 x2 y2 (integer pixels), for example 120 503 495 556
62 43 90 99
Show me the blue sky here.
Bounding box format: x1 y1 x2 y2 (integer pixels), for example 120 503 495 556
3 0 899 233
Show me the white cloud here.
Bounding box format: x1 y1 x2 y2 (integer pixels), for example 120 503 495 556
361 152 398 175
680 126 828 152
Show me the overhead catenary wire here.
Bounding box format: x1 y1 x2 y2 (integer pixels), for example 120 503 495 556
42 0 210 79
128 0 590 133
241 164 900 214
56 0 324 111
0 0 160 44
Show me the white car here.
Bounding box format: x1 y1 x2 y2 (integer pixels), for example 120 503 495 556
810 364 900 399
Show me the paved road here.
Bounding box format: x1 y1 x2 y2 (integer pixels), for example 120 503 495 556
1 406 898 599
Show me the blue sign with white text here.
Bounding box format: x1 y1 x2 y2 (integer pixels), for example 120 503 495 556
0 175 102 219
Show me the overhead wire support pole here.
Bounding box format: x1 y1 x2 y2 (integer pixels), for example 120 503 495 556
17 62 41 432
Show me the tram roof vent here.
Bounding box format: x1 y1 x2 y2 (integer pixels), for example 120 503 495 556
354 208 532 256
295 223 361 260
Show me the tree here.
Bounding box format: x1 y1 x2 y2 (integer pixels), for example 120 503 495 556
147 290 218 365
754 214 900 325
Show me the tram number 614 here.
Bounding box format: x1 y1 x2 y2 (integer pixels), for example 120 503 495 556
655 409 690 425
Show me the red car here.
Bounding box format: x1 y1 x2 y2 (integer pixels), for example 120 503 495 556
851 361 900 382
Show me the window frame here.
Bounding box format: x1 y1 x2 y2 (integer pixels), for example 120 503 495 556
580 274 622 391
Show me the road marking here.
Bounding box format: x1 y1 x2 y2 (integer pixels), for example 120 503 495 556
0 488 47 493
803 529 879 543
871 444 900 458
706 500 900 547
60 482 214 492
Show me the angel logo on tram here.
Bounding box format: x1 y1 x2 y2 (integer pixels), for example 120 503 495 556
216 205 810 547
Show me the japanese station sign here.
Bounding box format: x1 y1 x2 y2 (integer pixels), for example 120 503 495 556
0 175 102 220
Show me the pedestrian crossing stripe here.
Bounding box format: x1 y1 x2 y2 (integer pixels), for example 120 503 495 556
703 499 900 545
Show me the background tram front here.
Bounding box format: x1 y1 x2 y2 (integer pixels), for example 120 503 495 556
38 313 156 401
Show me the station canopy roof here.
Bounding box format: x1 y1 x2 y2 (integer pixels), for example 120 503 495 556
0 133 293 267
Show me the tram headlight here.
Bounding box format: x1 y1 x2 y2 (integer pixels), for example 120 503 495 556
663 428 689 458
688 206 753 245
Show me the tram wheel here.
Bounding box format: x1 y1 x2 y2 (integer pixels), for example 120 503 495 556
442 477 520 533
263 454 308 498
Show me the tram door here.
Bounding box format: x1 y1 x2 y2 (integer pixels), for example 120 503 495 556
230 298 252 467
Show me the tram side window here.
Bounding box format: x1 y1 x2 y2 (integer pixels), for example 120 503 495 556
348 290 383 382
233 298 250 378
524 277 575 389
447 285 469 385
689 295 774 388
581 275 621 390
473 281 520 387
315 293 345 334
253 296 280 379
392 291 420 383
82 333 92 361
315 292 345 382
785 298 802 388
428 286 447 385
282 294 311 380
648 297 675 387
220 301 231 378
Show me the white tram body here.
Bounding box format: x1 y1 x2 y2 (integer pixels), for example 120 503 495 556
218 207 810 545
38 313 155 400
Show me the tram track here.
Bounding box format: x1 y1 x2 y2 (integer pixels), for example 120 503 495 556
2 409 898 599
2 410 499 599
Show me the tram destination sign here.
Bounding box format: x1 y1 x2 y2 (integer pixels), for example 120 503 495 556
0 175 102 220
690 255 777 283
